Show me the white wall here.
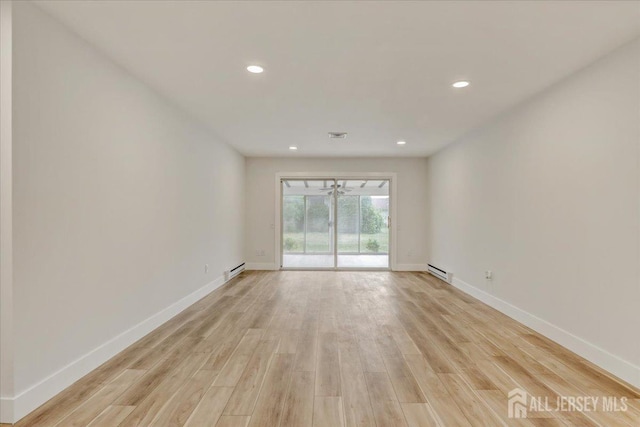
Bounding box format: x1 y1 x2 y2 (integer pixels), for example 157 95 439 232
8 2 245 420
0 0 15 421
245 157 429 270
427 39 640 387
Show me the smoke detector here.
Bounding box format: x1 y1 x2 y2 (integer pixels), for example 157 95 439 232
328 132 348 139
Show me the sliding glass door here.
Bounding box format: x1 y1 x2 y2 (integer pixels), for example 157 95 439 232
282 180 335 268
337 180 389 268
281 178 390 269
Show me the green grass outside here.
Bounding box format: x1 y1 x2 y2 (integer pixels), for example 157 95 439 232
283 232 389 253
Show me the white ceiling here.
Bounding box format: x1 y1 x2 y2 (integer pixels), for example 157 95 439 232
35 0 640 157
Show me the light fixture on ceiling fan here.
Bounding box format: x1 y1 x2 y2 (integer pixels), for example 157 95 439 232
319 183 352 196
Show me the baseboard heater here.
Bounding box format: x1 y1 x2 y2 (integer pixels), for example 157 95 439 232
427 263 452 283
224 262 245 281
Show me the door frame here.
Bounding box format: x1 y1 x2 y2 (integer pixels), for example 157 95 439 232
275 172 397 271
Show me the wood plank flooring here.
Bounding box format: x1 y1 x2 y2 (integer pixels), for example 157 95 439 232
10 271 640 426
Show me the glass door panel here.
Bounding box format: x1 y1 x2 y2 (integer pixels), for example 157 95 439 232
281 179 335 268
281 178 390 269
337 180 390 268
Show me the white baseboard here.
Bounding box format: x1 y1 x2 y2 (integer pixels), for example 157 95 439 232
394 263 428 272
3 275 228 424
245 262 278 270
450 276 640 389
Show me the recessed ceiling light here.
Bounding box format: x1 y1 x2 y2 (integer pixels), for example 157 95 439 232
247 65 264 74
289 146 298 150
397 141 407 145
452 81 470 88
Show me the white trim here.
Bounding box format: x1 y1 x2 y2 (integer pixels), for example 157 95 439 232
245 262 278 271
450 276 640 389
4 275 228 424
274 172 398 271
394 264 429 272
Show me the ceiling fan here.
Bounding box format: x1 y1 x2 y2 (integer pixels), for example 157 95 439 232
319 183 352 195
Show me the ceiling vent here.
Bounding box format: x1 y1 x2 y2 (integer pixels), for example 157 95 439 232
328 132 348 139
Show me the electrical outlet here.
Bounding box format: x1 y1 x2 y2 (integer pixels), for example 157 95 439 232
485 270 493 280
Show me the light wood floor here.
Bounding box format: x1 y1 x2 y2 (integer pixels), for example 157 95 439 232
9 271 640 426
